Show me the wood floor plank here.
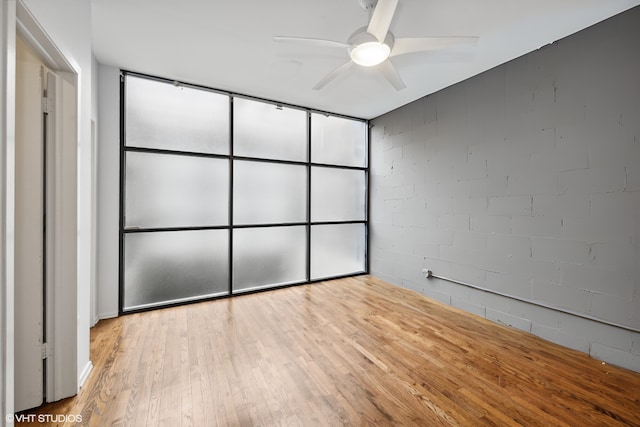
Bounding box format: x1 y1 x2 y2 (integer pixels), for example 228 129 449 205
17 275 640 426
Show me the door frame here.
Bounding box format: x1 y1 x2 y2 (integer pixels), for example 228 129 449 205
12 0 78 406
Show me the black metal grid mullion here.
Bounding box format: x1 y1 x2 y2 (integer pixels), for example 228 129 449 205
118 73 126 315
306 112 312 282
228 96 234 296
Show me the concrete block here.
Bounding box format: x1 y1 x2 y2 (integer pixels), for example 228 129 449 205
529 128 556 155
475 289 514 313
442 262 487 286
589 242 637 273
559 313 634 351
632 333 640 356
531 282 592 314
511 216 562 238
421 287 452 306
485 271 531 298
384 146 403 164
506 258 559 285
487 234 532 259
398 278 421 294
392 185 415 200
587 128 636 169
486 146 533 177
437 179 470 201
561 216 634 246
452 231 487 252
402 141 426 160
451 297 486 318
469 176 509 197
486 308 533 332
370 256 395 277
488 195 532 216
590 293 638 330
532 194 590 218
451 196 489 215
393 254 425 284
471 215 512 234
513 302 562 329
438 214 470 231
558 167 625 195
625 164 640 192
393 209 432 228
384 199 403 214
531 237 589 264
414 228 454 246
531 127 589 172
505 169 559 196
533 324 591 354
590 343 640 372
559 263 633 299
590 192 639 225
414 241 439 259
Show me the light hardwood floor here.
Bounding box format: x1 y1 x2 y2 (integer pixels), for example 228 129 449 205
20 276 640 426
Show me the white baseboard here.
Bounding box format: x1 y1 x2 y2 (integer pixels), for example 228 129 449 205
97 311 118 321
78 361 93 389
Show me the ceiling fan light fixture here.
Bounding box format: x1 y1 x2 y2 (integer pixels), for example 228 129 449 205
350 41 391 66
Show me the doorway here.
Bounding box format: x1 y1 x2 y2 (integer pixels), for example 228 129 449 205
13 6 80 409
14 33 47 412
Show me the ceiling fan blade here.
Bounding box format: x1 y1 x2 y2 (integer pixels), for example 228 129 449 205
313 60 354 90
274 36 349 49
367 0 398 42
378 60 405 91
390 37 479 57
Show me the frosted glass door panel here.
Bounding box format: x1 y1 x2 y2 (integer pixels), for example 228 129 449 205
124 230 229 310
233 226 306 292
311 113 366 167
234 98 307 161
234 160 307 225
311 167 366 221
126 76 229 154
311 224 365 280
125 152 229 228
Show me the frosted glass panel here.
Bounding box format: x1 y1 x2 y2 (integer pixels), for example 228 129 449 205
234 97 307 161
233 226 306 291
311 113 366 167
311 224 365 280
311 167 366 221
234 160 307 225
124 230 229 310
126 75 229 154
125 152 229 228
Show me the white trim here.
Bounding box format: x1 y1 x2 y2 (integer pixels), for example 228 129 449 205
15 3 73 73
1 0 17 420
98 311 119 321
77 361 93 389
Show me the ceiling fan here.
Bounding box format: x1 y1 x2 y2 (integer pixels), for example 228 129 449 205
274 0 478 91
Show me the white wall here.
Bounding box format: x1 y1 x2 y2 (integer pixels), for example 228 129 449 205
96 64 120 319
370 7 640 371
21 0 93 386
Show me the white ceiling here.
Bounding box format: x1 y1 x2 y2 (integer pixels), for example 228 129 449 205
92 0 640 119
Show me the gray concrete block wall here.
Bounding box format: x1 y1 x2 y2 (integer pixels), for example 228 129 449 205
369 6 640 372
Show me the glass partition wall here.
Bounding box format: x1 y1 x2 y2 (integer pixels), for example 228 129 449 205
120 72 368 312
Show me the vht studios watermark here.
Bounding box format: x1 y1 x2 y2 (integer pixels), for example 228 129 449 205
6 413 83 423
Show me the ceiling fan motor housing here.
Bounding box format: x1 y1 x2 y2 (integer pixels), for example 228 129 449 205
359 0 378 11
348 26 395 50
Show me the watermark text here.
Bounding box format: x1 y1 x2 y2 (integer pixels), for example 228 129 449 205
6 413 83 423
